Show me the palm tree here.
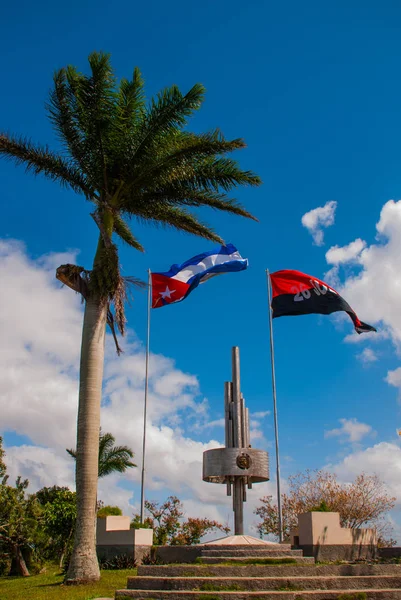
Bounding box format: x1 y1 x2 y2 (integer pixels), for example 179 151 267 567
67 430 136 478
0 52 261 583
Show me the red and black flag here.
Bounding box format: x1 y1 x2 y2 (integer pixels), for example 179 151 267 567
270 270 376 334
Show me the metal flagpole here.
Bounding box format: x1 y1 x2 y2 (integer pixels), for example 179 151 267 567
265 269 284 543
140 268 152 524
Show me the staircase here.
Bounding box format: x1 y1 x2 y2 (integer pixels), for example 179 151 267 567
114 544 401 599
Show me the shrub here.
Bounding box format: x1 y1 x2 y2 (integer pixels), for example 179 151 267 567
98 553 137 570
0 552 10 576
97 505 123 518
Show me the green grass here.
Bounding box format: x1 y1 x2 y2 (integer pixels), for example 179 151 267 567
0 565 135 600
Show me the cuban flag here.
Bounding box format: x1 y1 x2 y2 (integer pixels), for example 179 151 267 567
151 244 248 309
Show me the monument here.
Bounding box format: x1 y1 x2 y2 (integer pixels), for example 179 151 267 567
202 346 269 535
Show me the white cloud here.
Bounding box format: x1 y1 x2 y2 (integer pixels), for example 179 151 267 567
325 238 366 265
5 445 75 491
0 239 248 525
336 200 401 345
325 418 374 443
327 442 401 507
251 411 270 419
301 200 337 246
344 329 390 345
357 348 378 364
204 418 226 428
0 240 82 449
0 232 274 536
324 200 401 403
385 367 401 402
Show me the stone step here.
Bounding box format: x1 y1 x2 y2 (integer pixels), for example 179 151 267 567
201 549 304 557
127 575 401 591
137 564 401 578
198 556 315 565
115 588 401 600
202 544 293 551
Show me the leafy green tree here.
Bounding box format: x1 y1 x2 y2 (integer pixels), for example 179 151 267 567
36 486 77 569
133 496 230 545
0 475 41 577
67 429 136 478
0 52 260 583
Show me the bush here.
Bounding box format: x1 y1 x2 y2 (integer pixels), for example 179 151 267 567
141 550 163 565
98 554 137 570
0 552 10 576
97 505 123 518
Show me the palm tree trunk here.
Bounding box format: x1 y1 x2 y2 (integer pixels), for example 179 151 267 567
65 296 107 583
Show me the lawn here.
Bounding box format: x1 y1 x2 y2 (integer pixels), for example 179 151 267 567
0 566 135 600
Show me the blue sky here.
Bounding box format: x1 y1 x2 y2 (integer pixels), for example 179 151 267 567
2 0 401 535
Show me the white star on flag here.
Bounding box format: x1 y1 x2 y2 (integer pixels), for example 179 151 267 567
159 286 175 300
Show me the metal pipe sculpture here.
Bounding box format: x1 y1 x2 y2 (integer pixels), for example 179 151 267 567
203 347 269 535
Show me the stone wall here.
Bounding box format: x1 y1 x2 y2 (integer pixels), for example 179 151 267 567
298 544 377 561
154 545 203 563
290 512 377 561
378 547 401 559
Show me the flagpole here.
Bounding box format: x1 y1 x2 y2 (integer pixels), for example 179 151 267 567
265 269 284 543
140 268 151 524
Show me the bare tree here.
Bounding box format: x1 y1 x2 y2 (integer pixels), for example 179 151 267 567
255 470 396 545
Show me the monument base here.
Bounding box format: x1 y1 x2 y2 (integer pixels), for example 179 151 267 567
204 534 281 546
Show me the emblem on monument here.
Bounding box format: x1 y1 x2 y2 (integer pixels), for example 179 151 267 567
236 453 252 470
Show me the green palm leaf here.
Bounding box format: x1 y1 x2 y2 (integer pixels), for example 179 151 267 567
130 130 247 187
0 133 92 197
141 188 258 220
135 205 223 242
67 430 136 479
131 83 205 161
113 215 144 251
116 67 146 135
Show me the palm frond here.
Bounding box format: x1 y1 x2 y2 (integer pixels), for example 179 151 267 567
103 445 135 462
116 67 146 134
113 215 144 251
99 431 115 455
186 157 262 192
130 130 246 187
0 133 93 197
139 188 258 221
135 205 223 243
66 448 76 459
46 69 88 172
131 83 205 160
124 275 146 289
67 430 136 478
59 52 118 192
99 436 136 478
99 457 136 478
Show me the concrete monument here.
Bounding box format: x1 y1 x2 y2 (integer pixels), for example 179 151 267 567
202 346 269 535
